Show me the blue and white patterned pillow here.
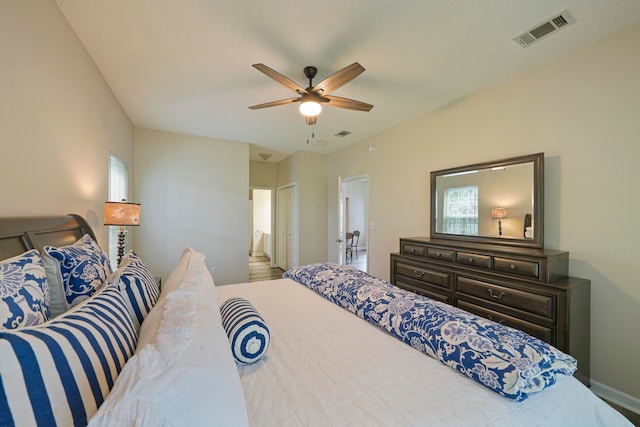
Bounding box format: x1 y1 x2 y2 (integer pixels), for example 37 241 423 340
220 297 270 364
43 234 112 316
0 250 50 329
109 251 160 331
0 282 137 427
284 263 578 401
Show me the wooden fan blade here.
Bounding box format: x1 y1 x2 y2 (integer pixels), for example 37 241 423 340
313 62 365 95
252 64 308 94
249 97 300 110
325 95 373 112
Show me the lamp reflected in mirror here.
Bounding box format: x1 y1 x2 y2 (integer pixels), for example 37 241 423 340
491 208 507 237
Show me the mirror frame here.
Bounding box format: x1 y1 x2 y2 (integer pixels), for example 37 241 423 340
430 153 544 248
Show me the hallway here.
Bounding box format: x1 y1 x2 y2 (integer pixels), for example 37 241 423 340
249 256 285 282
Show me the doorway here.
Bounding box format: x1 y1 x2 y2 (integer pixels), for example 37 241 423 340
339 175 368 272
249 188 284 281
249 188 274 259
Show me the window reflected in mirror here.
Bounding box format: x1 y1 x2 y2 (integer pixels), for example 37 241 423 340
431 153 543 248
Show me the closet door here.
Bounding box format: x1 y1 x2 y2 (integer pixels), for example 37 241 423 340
277 185 296 270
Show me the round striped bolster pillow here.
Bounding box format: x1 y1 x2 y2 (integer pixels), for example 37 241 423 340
220 297 270 364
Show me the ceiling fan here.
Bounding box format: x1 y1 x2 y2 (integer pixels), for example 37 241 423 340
249 62 373 125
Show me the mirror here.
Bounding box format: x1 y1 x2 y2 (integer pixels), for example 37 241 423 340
430 153 544 248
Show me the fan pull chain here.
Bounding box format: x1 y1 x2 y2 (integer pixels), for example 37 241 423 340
306 125 315 144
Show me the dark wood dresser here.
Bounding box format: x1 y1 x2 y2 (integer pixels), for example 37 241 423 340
390 236 590 385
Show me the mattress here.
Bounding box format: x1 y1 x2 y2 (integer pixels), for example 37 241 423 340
217 278 631 427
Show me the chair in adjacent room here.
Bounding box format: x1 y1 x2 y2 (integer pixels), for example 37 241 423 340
345 232 353 263
350 230 360 260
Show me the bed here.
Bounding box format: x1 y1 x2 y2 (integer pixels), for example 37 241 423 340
0 215 632 426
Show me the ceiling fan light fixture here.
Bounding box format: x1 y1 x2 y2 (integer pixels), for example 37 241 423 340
249 62 372 127
299 100 321 117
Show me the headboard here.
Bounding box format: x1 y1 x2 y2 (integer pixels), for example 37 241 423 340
0 214 96 260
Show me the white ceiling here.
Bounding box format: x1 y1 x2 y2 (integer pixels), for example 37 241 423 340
55 0 640 162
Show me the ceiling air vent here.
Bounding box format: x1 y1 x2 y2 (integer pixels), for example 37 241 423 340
335 130 352 137
514 10 575 48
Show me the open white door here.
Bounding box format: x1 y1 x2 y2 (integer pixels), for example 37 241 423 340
338 175 369 271
337 176 346 264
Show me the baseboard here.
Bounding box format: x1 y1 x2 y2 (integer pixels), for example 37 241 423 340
591 379 640 415
250 251 265 257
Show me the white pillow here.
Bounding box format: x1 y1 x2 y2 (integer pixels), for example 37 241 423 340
89 248 247 427
159 247 207 299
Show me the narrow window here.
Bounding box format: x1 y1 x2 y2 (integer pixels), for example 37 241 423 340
443 185 478 235
108 153 128 269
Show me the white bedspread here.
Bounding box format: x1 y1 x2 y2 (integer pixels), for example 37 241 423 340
217 278 631 427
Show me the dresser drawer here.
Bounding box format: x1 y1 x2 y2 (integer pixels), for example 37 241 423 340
494 257 540 279
427 247 454 262
456 276 554 318
395 262 451 289
395 279 451 304
457 300 553 343
456 251 492 269
402 244 426 257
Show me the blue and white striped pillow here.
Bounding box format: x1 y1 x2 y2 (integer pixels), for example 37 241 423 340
220 297 270 364
0 282 137 427
110 251 160 331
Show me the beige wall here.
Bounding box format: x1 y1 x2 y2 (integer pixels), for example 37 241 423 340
249 160 277 187
133 128 249 285
0 0 133 247
278 151 329 266
328 24 640 406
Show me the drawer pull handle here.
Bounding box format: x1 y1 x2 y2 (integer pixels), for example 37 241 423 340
435 252 441 258
488 289 505 299
509 264 517 270
468 258 474 263
488 314 505 324
414 270 425 278
409 248 415 253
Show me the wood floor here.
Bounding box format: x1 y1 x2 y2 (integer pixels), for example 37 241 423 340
249 249 367 283
249 255 285 282
605 400 640 426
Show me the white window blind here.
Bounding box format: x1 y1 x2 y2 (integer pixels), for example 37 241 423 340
108 154 128 270
443 185 478 235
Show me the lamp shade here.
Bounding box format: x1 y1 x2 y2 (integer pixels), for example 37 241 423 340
104 201 141 226
491 208 507 219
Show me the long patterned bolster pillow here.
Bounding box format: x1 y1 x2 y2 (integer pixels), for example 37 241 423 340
220 297 270 365
284 263 577 401
0 283 137 427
